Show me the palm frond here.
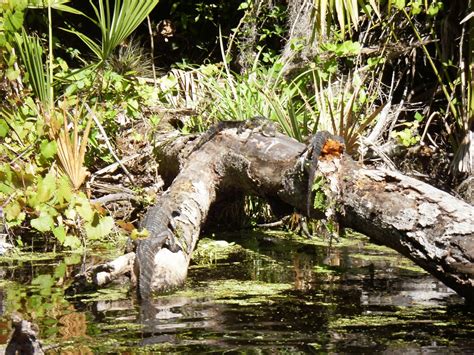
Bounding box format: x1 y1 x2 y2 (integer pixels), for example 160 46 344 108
15 29 51 107
49 105 94 190
68 0 158 64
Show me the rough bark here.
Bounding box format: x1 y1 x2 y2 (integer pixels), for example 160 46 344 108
339 159 474 301
80 125 474 302
133 125 307 298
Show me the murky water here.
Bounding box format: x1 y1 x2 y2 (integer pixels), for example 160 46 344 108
1 231 473 353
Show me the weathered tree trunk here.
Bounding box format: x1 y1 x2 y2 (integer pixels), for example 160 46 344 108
83 125 474 302
338 160 474 301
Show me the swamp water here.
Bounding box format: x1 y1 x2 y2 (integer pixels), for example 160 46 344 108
0 231 473 353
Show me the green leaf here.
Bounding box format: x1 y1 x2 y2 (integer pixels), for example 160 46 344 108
4 201 22 221
427 2 443 16
0 35 6 48
36 172 56 203
16 29 50 105
393 0 406 10
63 235 82 249
31 274 54 289
53 262 67 278
76 196 94 222
6 68 20 81
238 1 249 10
410 0 422 15
0 183 14 195
57 175 73 204
64 254 81 265
311 176 327 211
64 207 76 220
40 140 57 160
336 41 361 56
414 112 424 122
52 225 66 244
31 211 54 232
62 28 103 61
5 10 24 33
0 119 9 138
85 215 114 240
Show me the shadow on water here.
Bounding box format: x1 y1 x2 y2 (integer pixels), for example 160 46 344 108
0 231 473 353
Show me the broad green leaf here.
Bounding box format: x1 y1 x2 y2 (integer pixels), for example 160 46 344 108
0 119 9 138
57 175 73 204
64 207 76 220
53 262 67 278
7 212 26 227
5 10 24 33
6 68 20 81
127 98 139 112
76 196 94 222
31 274 54 289
410 0 422 15
0 183 14 195
4 200 21 221
393 0 406 10
426 1 443 16
31 211 54 232
31 274 54 296
36 172 56 203
63 235 82 249
0 35 6 48
52 225 66 244
414 112 424 122
64 254 81 265
336 40 361 56
40 139 57 160
85 215 114 239
38 203 59 218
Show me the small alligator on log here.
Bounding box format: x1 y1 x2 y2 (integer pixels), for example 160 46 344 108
184 116 277 158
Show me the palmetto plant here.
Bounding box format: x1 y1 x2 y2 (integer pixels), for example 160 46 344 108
23 0 85 109
15 0 159 189
311 0 435 40
306 72 386 154
14 29 94 190
15 29 51 107
48 105 94 190
179 58 308 141
68 0 159 66
311 0 382 40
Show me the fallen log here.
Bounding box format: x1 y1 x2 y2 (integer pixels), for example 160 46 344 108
79 122 474 302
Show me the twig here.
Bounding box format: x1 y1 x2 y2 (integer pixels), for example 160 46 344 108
5 144 33 164
147 15 157 87
91 193 139 205
256 220 285 228
420 111 440 144
92 153 140 177
146 106 197 115
84 104 135 183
